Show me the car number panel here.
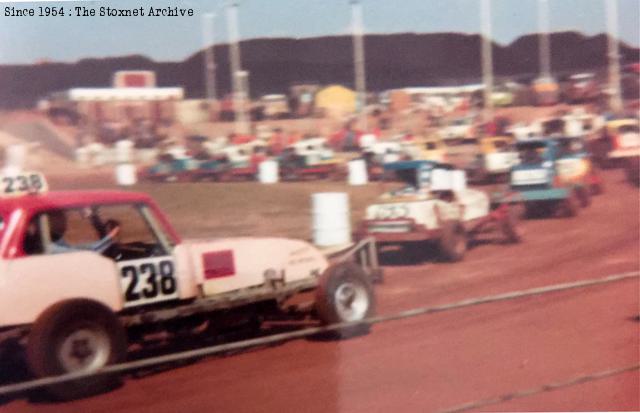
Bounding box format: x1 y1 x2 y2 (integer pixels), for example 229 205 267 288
117 256 179 308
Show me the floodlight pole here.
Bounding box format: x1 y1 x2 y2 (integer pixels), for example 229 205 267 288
202 12 217 102
351 0 367 131
480 0 494 123
605 0 623 113
227 1 249 134
538 0 551 78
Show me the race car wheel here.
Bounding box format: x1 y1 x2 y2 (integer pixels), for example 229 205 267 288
561 190 580 218
501 205 522 244
282 169 298 181
26 299 127 400
625 159 640 186
576 187 591 208
590 181 604 195
438 220 467 262
315 263 375 338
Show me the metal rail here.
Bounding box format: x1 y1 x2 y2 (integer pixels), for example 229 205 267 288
436 364 640 413
0 270 636 397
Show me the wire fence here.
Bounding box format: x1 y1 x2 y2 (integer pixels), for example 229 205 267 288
0 270 637 398
436 364 640 413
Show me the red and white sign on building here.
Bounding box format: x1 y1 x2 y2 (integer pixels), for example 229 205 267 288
113 70 157 88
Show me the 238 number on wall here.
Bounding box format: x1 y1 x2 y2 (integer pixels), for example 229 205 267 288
118 257 179 307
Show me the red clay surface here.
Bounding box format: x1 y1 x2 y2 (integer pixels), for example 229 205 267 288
1 170 638 412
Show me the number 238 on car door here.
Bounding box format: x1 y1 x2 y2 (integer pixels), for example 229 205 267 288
117 256 179 307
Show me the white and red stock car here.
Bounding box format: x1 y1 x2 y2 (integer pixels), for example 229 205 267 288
0 172 379 399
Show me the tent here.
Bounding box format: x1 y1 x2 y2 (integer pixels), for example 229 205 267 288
314 85 356 118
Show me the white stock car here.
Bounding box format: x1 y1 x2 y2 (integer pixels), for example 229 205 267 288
356 161 522 262
0 172 380 399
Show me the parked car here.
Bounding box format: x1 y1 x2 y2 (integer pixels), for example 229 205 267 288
278 138 343 181
531 76 560 106
259 94 291 120
438 117 475 143
591 119 640 181
563 73 600 103
403 136 448 164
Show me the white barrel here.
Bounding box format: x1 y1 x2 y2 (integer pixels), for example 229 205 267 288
4 144 26 172
359 133 377 148
74 147 90 165
87 143 107 166
115 163 137 186
430 168 453 191
258 160 279 184
115 139 134 163
348 159 368 186
564 118 582 137
312 192 351 247
451 170 467 191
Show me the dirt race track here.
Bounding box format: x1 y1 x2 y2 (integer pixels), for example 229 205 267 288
1 169 639 412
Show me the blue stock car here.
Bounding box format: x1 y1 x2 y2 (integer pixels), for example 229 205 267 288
509 138 597 217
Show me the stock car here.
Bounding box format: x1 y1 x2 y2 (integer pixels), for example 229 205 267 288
356 160 522 262
509 137 601 218
466 136 519 183
278 138 343 181
592 118 640 185
0 172 380 399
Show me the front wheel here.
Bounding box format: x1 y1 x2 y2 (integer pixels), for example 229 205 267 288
438 220 467 262
315 263 375 338
501 205 523 243
560 190 580 218
26 300 127 400
576 186 591 208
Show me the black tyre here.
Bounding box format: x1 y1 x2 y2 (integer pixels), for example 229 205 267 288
625 158 640 186
438 220 467 262
590 180 604 195
576 186 591 208
501 205 523 243
315 263 375 338
468 168 487 185
26 300 127 400
589 167 604 195
560 190 580 218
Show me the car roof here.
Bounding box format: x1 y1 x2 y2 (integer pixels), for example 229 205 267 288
0 190 152 215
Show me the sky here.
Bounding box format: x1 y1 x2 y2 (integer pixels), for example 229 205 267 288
0 0 638 64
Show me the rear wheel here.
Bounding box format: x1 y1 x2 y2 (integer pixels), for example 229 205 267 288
590 180 604 195
560 190 580 217
438 220 467 262
576 186 591 208
501 205 523 243
26 300 126 400
315 263 375 338
626 158 640 186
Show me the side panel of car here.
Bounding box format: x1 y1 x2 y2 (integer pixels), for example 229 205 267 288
0 252 123 326
484 152 518 173
455 189 490 221
366 201 440 229
186 238 329 297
